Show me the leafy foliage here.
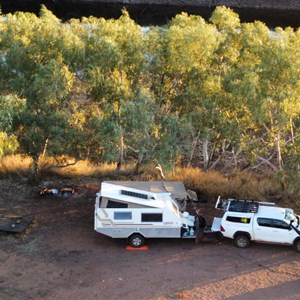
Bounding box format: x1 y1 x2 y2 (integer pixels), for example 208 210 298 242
1 6 300 190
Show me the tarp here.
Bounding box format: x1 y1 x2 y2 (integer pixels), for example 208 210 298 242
0 216 33 233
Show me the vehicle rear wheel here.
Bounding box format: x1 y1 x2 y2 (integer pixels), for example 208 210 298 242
128 234 145 248
294 240 300 252
234 235 250 248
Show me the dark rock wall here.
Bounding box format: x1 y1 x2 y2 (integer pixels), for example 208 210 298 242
61 0 300 10
0 0 300 27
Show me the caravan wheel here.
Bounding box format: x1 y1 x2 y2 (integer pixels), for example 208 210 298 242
128 234 145 248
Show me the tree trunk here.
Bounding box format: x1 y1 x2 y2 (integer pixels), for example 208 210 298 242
41 137 49 162
275 130 283 171
188 131 200 167
116 134 124 172
155 163 166 180
275 129 286 191
202 139 209 170
290 117 295 144
32 155 39 181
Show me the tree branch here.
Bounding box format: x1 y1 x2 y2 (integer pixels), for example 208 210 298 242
254 155 278 172
44 159 81 170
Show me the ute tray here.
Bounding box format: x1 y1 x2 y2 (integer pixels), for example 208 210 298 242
0 216 33 233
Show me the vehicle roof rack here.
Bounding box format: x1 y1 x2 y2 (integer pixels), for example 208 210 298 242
227 199 259 213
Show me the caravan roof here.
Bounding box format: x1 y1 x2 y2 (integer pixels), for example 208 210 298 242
99 181 186 209
104 181 188 199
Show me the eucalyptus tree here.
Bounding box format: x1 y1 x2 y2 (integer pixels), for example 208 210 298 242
146 13 221 113
224 22 300 178
147 8 245 170
195 6 251 170
0 8 76 177
121 87 190 170
146 13 228 169
0 95 26 157
121 88 158 164
80 11 149 167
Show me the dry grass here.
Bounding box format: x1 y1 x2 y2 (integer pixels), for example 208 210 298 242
171 167 284 204
0 155 32 177
39 156 118 178
1 155 299 209
0 155 120 179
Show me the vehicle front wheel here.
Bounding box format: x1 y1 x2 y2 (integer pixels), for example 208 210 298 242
294 240 300 252
234 235 250 248
128 234 145 248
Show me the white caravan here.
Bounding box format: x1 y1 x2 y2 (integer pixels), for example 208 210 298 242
94 181 221 247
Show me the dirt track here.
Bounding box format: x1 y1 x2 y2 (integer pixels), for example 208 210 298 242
0 179 300 300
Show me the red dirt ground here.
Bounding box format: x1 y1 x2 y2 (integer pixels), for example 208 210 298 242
0 178 299 300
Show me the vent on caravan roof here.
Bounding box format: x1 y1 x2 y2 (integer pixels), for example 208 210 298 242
121 190 148 200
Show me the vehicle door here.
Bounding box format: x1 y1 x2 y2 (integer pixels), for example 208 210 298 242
254 217 294 244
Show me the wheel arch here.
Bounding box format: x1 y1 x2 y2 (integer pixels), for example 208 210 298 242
233 231 252 240
128 232 145 240
293 237 300 252
293 236 300 245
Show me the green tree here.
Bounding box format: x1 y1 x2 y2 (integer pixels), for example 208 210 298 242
146 13 221 114
0 95 26 157
146 13 227 169
0 8 75 177
224 23 300 177
82 11 147 167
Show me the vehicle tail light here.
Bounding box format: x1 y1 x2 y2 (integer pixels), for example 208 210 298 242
220 225 225 232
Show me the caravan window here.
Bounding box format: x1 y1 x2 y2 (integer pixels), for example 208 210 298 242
141 213 163 222
107 199 128 208
114 212 132 220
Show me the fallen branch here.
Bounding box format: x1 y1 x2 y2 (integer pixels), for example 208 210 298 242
255 155 278 172
44 159 81 170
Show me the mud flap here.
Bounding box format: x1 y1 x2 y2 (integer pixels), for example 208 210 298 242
195 215 206 244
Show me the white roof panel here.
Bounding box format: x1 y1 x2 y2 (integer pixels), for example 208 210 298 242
106 181 188 199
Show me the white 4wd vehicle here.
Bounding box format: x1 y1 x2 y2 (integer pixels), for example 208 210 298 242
215 197 300 252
